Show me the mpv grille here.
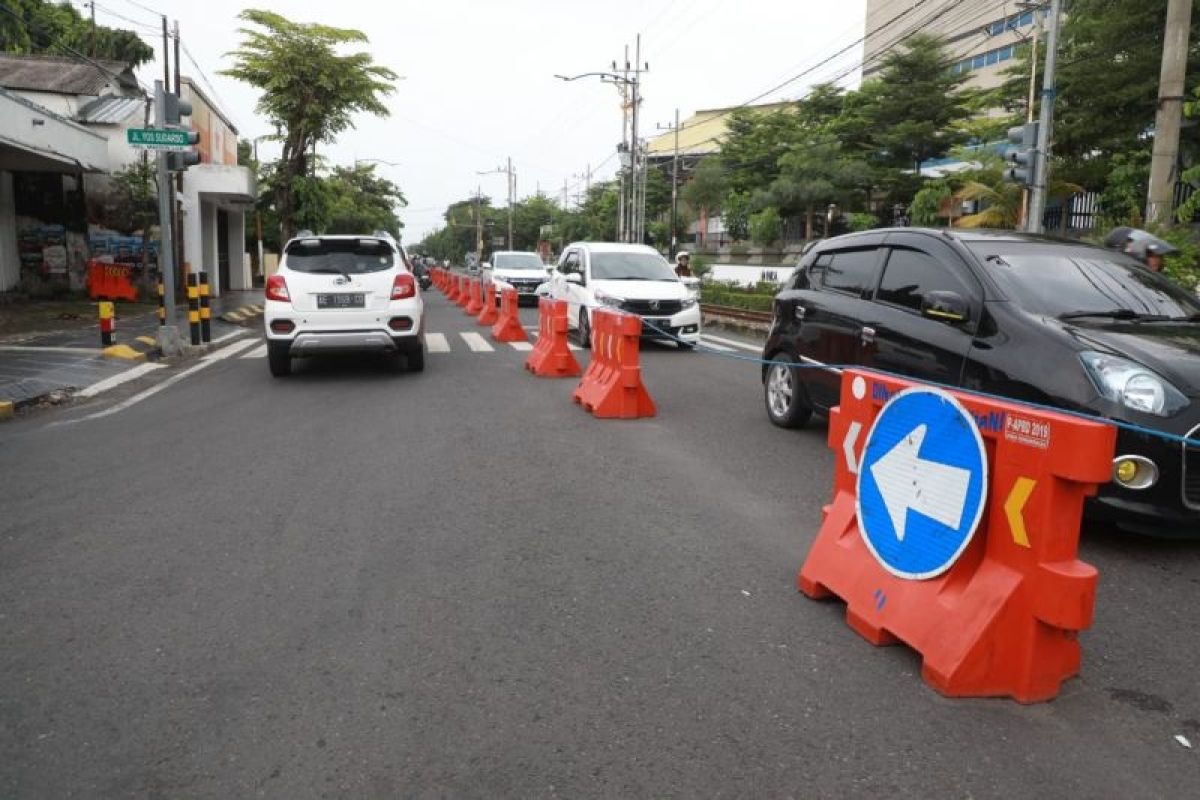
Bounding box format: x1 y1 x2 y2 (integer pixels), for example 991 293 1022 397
622 299 682 315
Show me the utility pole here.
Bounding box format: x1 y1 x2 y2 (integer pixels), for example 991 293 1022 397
629 34 643 244
154 81 177 329
1026 0 1062 235
160 16 170 95
1146 0 1194 226
172 20 184 288
474 186 483 265
87 2 95 57
477 159 517 248
1019 6 1041 229
658 109 683 254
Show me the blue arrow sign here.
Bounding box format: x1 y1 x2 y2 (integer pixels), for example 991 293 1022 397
856 387 988 580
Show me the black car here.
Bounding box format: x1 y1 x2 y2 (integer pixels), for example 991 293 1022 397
762 228 1200 536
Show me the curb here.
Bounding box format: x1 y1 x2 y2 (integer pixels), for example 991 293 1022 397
220 304 264 324
102 335 161 362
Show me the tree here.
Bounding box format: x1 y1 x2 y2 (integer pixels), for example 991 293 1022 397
766 140 871 239
723 191 751 242
995 0 1200 192
749 207 782 246
836 34 972 194
92 159 158 269
222 10 397 241
0 0 153 64
326 163 406 237
718 106 803 195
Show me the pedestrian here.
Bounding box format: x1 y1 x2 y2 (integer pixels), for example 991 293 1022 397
674 250 693 278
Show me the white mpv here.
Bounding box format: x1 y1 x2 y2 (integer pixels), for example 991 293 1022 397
549 242 701 349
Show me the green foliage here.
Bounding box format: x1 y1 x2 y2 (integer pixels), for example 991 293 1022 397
718 106 803 196
682 157 727 215
847 212 879 232
0 0 154 64
1151 225 1200 289
910 180 952 226
723 191 750 241
767 139 871 237
689 254 711 279
749 207 782 245
1097 149 1151 227
325 163 406 238
700 282 774 312
222 10 397 240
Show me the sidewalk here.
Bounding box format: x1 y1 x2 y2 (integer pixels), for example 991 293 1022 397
0 290 264 412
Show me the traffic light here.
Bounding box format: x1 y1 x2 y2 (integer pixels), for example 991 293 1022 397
162 90 200 172
1004 122 1038 187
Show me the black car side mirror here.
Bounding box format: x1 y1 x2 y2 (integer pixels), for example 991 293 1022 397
921 290 970 324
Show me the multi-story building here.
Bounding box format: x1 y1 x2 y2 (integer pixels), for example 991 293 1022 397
863 0 1045 91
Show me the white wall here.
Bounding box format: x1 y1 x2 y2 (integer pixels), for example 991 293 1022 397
226 211 249 291
0 172 18 291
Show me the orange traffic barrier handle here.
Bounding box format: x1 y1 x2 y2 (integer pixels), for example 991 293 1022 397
797 368 1116 703
490 287 528 342
476 281 499 326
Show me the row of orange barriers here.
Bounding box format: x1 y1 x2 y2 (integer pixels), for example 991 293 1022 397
429 268 655 419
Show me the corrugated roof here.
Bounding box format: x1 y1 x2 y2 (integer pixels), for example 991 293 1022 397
0 53 137 96
77 94 144 124
646 101 795 158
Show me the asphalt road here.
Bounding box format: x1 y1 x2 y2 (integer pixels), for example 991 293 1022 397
2 290 1198 798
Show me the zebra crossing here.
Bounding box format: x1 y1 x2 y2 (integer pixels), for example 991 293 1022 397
237 332 755 358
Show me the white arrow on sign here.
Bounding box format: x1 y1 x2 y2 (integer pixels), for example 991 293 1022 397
843 421 863 474
870 423 971 542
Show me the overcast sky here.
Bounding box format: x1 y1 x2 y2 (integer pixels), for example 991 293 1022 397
100 0 868 239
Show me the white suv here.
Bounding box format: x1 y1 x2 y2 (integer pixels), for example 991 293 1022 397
549 242 701 349
263 233 425 377
484 251 550 305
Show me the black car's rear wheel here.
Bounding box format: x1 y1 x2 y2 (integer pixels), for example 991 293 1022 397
765 353 812 428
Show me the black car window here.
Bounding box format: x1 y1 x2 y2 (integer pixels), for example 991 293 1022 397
876 248 976 313
818 248 880 296
284 238 394 274
967 242 1200 319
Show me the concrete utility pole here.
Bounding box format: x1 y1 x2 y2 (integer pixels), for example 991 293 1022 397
1020 8 1041 229
1027 0 1062 235
658 109 682 255
1146 0 1194 226
154 81 177 328
474 186 483 264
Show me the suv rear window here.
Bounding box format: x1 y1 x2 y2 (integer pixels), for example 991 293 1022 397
284 238 395 274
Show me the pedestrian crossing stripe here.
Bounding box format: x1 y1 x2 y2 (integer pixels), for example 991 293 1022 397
236 332 753 357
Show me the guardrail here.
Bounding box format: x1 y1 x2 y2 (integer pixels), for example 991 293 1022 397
700 303 774 324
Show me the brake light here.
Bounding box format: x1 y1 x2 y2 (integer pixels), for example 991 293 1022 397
266 274 290 302
391 273 416 300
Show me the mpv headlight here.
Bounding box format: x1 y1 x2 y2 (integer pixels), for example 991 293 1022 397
680 297 697 309
1080 351 1187 416
594 289 624 308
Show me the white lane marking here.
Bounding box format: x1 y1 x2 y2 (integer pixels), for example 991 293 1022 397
459 332 494 352
426 333 451 353
76 363 165 398
212 330 245 343
698 337 735 353
508 341 534 351
699 333 762 352
53 337 258 425
240 344 268 359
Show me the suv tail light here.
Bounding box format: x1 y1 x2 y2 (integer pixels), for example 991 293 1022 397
391 273 416 300
266 274 290 303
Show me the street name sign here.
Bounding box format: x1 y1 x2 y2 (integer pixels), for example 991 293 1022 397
126 128 191 150
856 386 988 580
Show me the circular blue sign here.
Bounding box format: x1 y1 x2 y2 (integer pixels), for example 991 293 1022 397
855 387 988 580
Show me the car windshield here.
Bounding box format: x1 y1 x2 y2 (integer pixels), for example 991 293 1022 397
494 253 544 270
590 252 677 281
285 238 395 274
968 242 1200 320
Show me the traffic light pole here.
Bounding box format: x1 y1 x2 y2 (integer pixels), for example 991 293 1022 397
1026 0 1061 235
154 80 178 328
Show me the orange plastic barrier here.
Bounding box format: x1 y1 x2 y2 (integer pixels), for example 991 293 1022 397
455 276 471 308
445 273 460 302
476 282 499 326
798 368 1116 703
525 297 581 377
465 278 483 316
490 287 528 343
572 308 655 418
86 260 138 302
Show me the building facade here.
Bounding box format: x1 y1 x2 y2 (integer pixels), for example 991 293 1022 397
863 0 1045 90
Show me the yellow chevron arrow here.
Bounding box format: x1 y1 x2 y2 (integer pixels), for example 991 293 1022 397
1005 477 1037 548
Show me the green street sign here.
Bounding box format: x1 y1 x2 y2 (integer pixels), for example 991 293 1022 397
126 127 192 150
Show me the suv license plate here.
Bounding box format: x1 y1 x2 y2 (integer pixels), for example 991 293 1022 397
317 293 365 309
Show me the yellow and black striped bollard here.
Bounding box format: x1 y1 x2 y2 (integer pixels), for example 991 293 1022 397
156 269 166 326
98 301 115 347
198 270 212 343
186 273 201 346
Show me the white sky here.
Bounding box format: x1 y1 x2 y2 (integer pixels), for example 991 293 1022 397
95 0 869 240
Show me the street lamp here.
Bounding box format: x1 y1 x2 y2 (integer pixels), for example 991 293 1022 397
354 158 401 168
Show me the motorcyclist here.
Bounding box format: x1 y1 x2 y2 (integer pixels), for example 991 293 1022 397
674 250 693 278
1104 226 1178 273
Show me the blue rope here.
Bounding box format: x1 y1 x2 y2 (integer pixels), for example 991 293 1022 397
600 308 1200 450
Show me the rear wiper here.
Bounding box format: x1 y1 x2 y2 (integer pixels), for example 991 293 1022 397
1058 309 1168 321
